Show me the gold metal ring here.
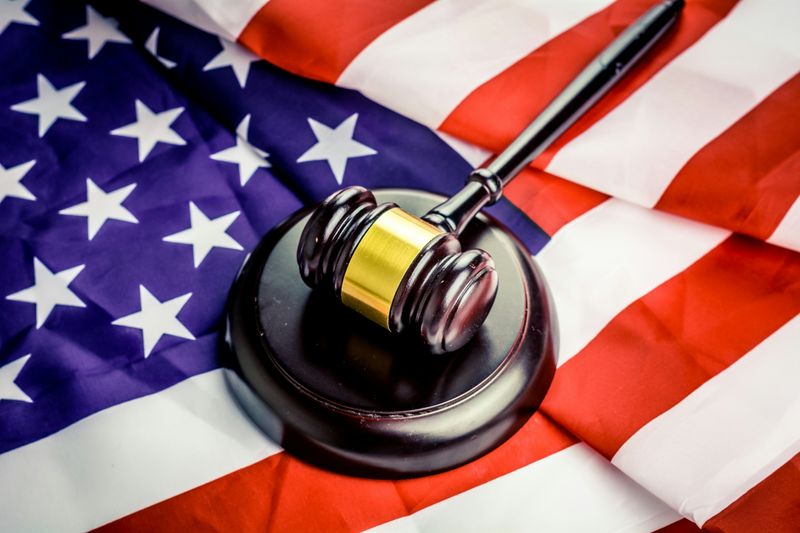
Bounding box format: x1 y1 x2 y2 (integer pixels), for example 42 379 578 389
341 208 443 329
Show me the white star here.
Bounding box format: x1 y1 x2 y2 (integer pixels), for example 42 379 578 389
0 0 38 35
163 202 243 267
297 113 377 185
110 99 185 162
202 37 259 88
0 354 33 403
112 285 194 358
210 114 270 185
62 5 130 60
6 258 85 328
0 159 36 204
11 74 87 137
59 178 137 240
145 27 175 69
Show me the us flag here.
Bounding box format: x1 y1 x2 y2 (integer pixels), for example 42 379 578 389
0 0 797 531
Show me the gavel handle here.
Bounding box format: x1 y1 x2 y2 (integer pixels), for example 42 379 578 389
423 0 683 235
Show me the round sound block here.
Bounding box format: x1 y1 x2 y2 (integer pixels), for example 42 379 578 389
226 189 557 478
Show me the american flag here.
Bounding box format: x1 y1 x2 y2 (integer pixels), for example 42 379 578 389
0 0 797 531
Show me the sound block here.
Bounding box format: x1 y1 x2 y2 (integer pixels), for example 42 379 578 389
226 189 557 478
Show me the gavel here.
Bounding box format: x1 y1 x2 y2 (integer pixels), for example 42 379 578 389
298 0 683 353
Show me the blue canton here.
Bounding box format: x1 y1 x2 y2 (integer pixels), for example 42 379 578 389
0 0 548 453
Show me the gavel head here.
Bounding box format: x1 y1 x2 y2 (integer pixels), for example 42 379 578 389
297 186 499 354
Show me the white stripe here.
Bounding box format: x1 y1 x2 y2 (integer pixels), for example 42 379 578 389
536 198 729 366
612 314 800 526
142 0 267 40
768 195 800 252
435 130 491 168
338 0 613 129
547 0 800 208
0 369 281 532
365 443 681 533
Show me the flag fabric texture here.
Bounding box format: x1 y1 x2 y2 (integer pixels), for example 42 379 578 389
0 0 798 531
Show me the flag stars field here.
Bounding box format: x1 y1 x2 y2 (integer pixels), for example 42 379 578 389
297 113 377 185
112 285 194 358
203 37 260 88
59 178 138 240
210 114 270 186
0 354 33 403
163 202 243 267
6 258 85 328
11 74 87 137
62 5 131 60
110 99 186 162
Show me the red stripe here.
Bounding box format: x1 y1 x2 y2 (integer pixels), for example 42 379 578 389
542 235 800 458
504 167 609 236
239 0 433 84
703 454 800 533
96 413 575 532
656 73 800 241
439 0 739 161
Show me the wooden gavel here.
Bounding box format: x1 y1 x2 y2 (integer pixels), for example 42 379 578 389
297 0 683 353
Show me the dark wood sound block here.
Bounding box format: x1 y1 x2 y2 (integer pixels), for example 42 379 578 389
226 189 557 478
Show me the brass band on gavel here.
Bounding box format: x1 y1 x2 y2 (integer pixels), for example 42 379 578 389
341 208 444 329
